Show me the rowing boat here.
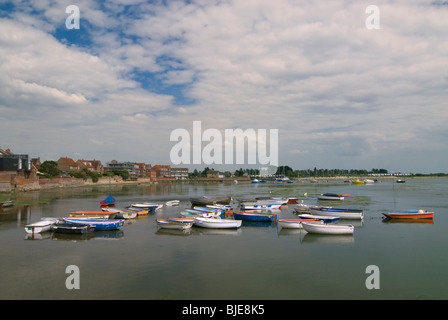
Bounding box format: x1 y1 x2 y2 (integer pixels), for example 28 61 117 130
101 208 137 219
51 221 95 234
239 201 282 210
297 213 340 223
165 200 180 206
63 218 125 230
168 217 195 223
193 217 242 229
317 193 347 200
309 207 364 219
302 222 354 235
278 219 320 229
24 218 58 234
156 219 193 230
382 210 434 219
233 211 277 222
69 211 116 219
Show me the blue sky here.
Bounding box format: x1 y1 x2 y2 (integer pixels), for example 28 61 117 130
0 0 447 173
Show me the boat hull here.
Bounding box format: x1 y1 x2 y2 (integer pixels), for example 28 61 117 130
233 211 276 222
156 219 193 230
63 218 124 230
309 208 364 219
193 217 242 229
297 214 340 223
383 211 434 219
51 223 95 234
302 222 354 235
278 219 320 229
25 220 57 234
239 202 282 210
69 211 116 219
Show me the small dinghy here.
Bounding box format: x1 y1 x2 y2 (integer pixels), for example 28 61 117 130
165 200 180 206
51 221 95 234
63 218 124 231
278 219 321 229
156 219 193 230
382 209 434 219
193 217 242 229
25 218 58 234
317 193 347 200
309 207 364 219
233 211 277 222
298 213 340 223
302 222 354 235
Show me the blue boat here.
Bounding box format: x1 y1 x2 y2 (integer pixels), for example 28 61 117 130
100 194 116 206
63 218 124 231
233 211 277 222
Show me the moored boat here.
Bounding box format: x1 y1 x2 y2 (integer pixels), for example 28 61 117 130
100 194 115 206
165 200 180 206
278 219 320 229
128 203 160 212
156 218 193 230
297 213 340 223
302 222 354 235
239 201 282 210
309 207 364 219
51 221 95 234
168 217 195 223
382 210 433 219
193 217 242 229
25 218 58 234
185 209 222 218
69 211 116 219
233 211 277 222
1 200 15 208
317 193 347 200
102 208 137 219
63 218 125 230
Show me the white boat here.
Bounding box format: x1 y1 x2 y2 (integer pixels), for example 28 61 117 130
309 207 364 219
297 214 340 223
24 218 58 234
165 200 180 206
184 209 222 218
156 219 193 230
193 217 242 229
129 203 160 212
168 217 195 223
240 201 282 210
102 208 137 219
278 219 322 229
302 222 354 235
293 203 330 213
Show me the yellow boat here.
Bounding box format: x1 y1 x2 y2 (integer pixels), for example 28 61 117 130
352 179 365 185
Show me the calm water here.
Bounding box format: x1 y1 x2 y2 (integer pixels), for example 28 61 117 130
1 178 447 300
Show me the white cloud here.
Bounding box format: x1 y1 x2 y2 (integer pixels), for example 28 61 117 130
0 1 447 172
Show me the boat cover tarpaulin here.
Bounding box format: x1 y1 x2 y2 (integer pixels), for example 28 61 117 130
101 195 116 204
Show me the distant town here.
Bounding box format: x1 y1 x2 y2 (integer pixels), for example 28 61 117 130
0 147 443 192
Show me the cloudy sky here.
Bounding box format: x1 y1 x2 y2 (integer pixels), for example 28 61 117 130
0 0 447 173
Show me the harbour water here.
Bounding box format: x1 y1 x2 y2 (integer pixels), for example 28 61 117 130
1 178 447 300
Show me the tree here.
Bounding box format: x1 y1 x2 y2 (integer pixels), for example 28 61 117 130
39 161 61 178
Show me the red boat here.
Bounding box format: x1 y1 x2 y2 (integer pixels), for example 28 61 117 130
383 210 434 219
100 195 116 206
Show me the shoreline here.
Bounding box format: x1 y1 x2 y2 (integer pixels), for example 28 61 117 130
2 174 446 194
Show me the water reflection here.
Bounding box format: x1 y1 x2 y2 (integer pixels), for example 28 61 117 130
301 233 355 244
24 229 125 241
